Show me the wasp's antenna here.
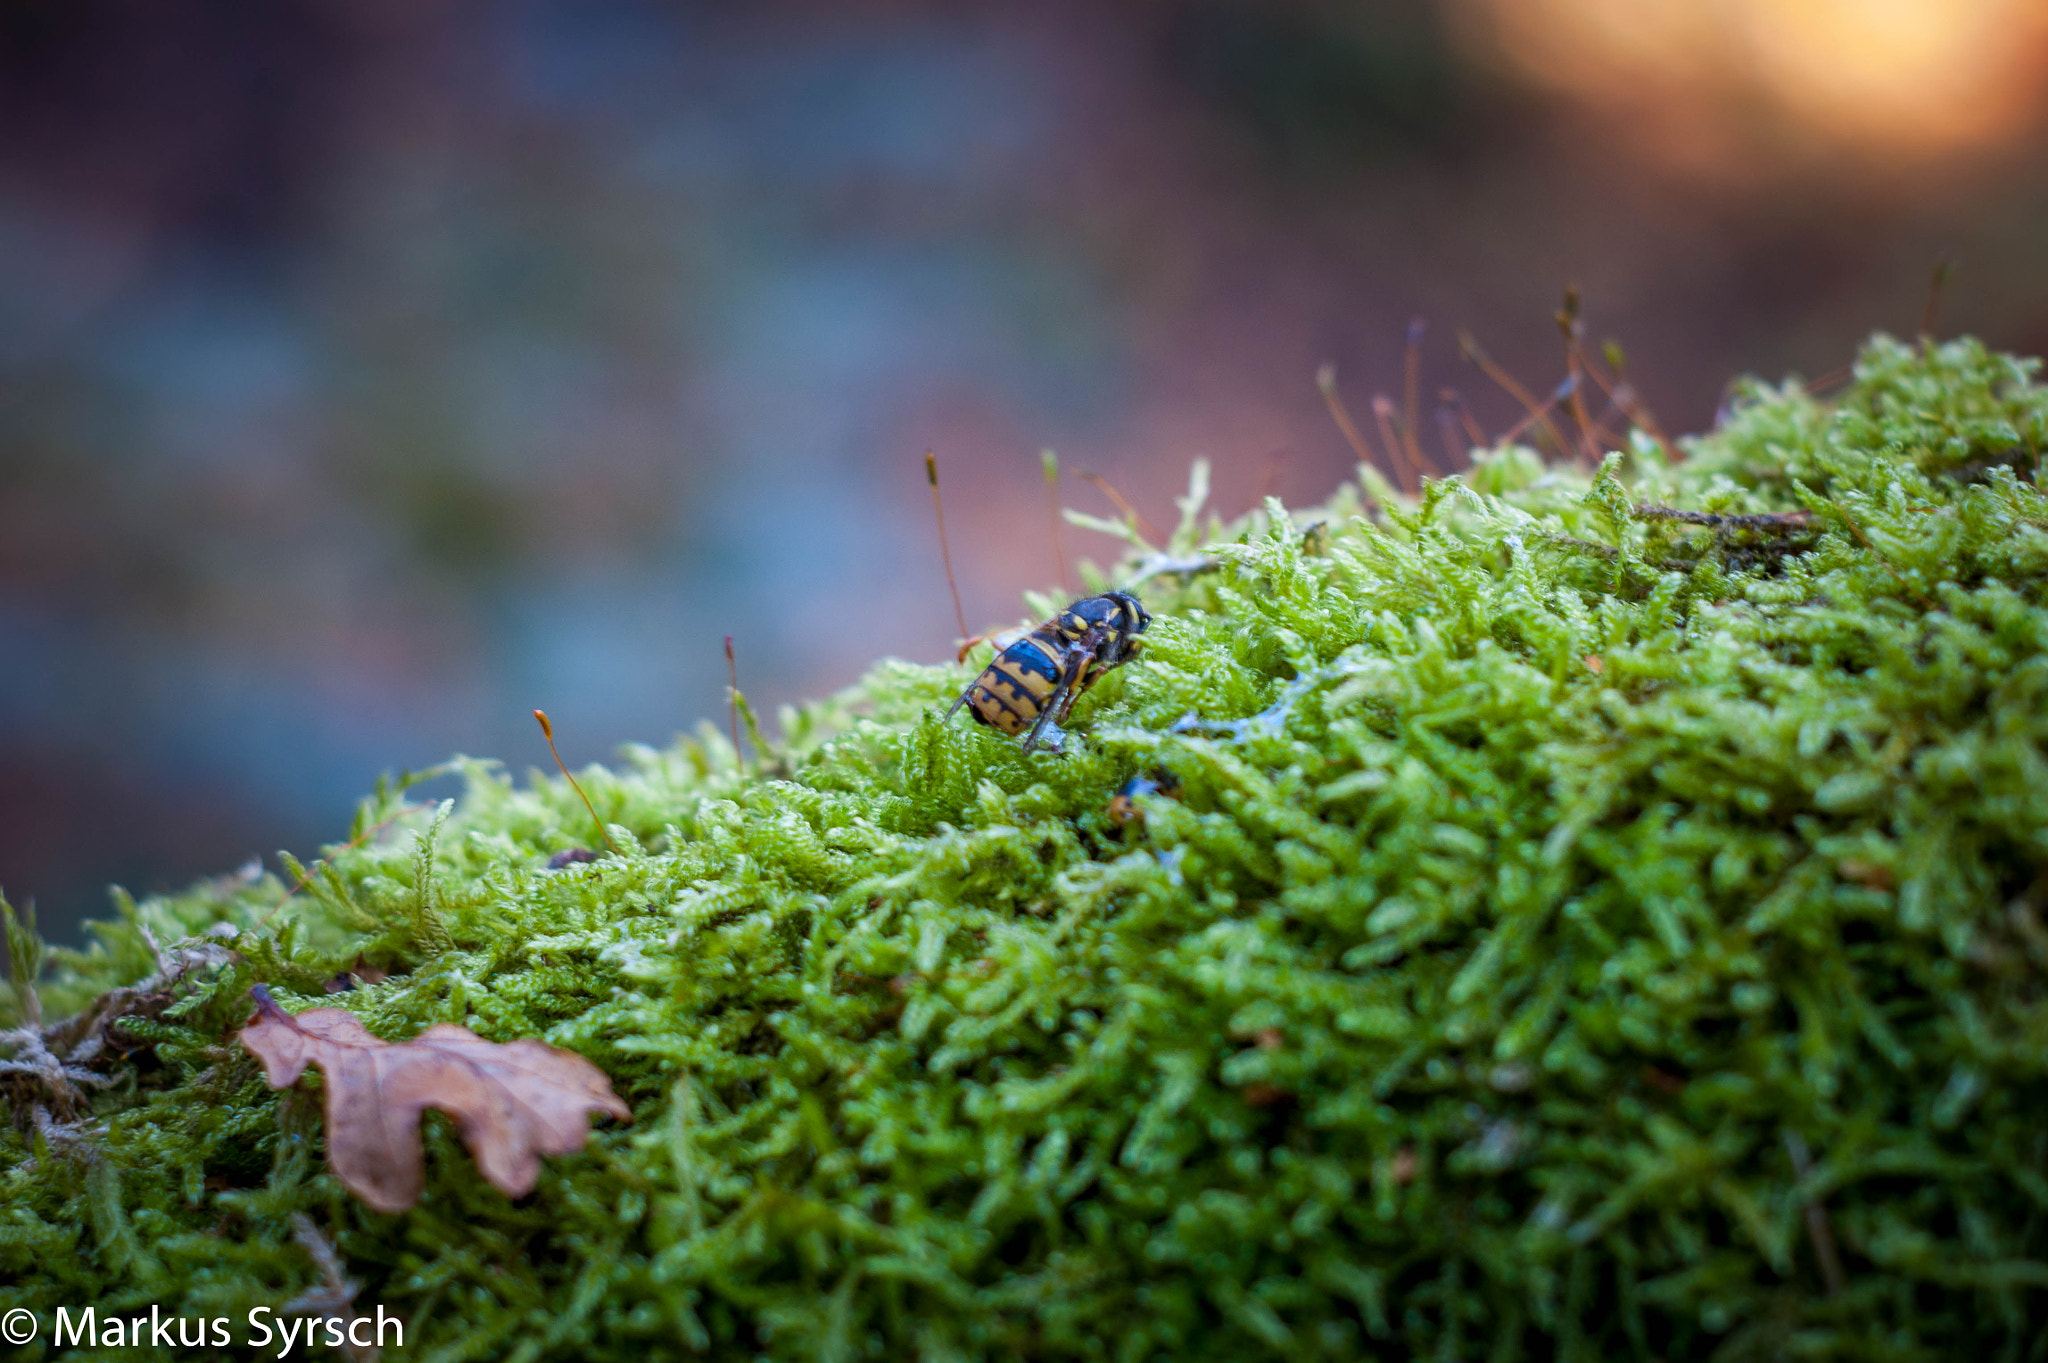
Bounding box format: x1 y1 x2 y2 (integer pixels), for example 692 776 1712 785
925 451 969 642
1076 469 1164 543
1555 288 1600 462
1370 396 1419 494
1402 316 1429 476
1316 362 1379 472
1041 449 1071 596
533 709 621 856
1440 386 1488 449
724 634 744 763
1457 330 1571 456
1920 254 1957 339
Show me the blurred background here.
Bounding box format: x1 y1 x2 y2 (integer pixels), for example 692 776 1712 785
6 0 2048 945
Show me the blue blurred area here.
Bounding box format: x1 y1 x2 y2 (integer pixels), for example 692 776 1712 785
4 0 2047 943
0 2 1144 941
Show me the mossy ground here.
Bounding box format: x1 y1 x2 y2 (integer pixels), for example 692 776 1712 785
6 335 2048 1361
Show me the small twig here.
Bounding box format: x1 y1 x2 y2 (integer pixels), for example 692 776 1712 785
533 710 622 856
1633 505 1816 531
1535 531 1618 561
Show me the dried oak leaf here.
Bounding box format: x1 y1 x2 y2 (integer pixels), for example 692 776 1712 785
238 985 630 1213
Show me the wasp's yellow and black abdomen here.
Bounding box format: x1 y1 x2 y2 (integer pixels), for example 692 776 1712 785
946 591 1151 752
963 628 1063 735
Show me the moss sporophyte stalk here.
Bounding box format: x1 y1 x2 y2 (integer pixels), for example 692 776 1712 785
5 333 2048 1360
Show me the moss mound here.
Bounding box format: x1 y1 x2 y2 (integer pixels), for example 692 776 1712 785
6 335 2048 1360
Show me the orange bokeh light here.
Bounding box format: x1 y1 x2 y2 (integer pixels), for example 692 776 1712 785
1445 0 2048 174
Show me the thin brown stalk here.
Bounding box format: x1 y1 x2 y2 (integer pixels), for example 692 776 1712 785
260 803 432 924
1457 330 1572 456
1371 397 1419 494
925 451 969 641
1555 288 1601 462
724 635 744 762
1402 316 1429 476
1076 469 1165 543
1435 404 1468 468
1920 254 1956 338
1497 379 1569 448
1317 362 1379 468
1580 344 1678 461
533 709 622 855
1041 449 1071 595
1440 387 1488 449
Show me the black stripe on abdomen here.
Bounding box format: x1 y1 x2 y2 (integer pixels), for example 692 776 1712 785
1002 637 1062 686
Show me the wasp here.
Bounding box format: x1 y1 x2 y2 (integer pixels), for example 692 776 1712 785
945 591 1151 753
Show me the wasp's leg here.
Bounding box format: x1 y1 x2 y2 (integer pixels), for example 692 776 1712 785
1052 655 1097 724
1020 672 1079 754
944 671 989 722
1023 642 1103 753
954 625 1027 664
1050 629 1111 724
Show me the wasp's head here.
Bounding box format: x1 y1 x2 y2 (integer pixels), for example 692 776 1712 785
1060 591 1150 641
1111 591 1151 638
1056 592 1150 669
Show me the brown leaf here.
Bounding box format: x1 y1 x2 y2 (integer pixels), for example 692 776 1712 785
238 985 630 1213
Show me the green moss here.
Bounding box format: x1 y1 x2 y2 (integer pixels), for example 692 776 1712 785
5 333 2048 1360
